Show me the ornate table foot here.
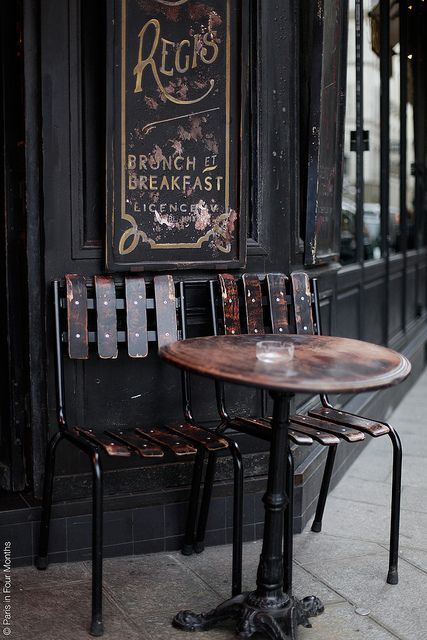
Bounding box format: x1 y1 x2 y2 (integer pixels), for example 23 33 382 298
172 593 324 639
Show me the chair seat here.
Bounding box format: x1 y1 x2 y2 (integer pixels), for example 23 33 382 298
290 414 366 443
72 424 229 458
308 407 390 437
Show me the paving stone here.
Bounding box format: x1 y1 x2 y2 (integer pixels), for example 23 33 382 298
298 602 397 640
399 546 427 574
317 494 427 550
293 531 383 566
101 553 219 620
12 582 142 640
331 476 392 508
304 550 427 640
12 561 89 590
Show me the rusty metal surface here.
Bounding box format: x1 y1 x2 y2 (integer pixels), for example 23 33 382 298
66 274 89 359
160 334 411 394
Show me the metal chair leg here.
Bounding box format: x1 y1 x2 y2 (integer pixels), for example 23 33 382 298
311 445 338 533
228 440 243 596
36 431 63 570
283 449 294 594
90 450 104 637
386 426 402 585
194 451 218 553
182 448 206 556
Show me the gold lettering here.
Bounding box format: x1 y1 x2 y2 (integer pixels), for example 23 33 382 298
186 156 196 171
134 19 160 94
175 39 190 74
160 175 170 190
204 176 213 191
128 155 136 169
160 38 175 76
193 176 203 190
128 174 138 189
174 156 184 170
149 175 158 189
139 155 148 170
200 33 219 65
133 19 215 104
216 176 224 190
171 176 179 190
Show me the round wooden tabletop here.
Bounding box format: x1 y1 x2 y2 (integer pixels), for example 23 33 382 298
160 334 411 394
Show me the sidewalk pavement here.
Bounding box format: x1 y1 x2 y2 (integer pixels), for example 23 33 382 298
11 369 427 639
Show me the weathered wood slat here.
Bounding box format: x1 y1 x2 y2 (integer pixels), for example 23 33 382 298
125 277 148 358
136 427 197 456
95 276 118 359
243 274 265 335
291 272 314 335
291 414 365 442
154 275 178 349
267 273 290 335
105 430 164 458
66 274 88 359
165 423 229 452
288 421 341 445
309 407 390 437
218 274 241 335
73 428 131 456
232 416 314 446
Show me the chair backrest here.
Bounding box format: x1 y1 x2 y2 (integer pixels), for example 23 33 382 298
214 271 320 338
55 274 190 427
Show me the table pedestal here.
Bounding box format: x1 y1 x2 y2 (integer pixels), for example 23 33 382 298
173 393 324 639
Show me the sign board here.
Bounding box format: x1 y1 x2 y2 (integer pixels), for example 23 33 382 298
106 0 245 271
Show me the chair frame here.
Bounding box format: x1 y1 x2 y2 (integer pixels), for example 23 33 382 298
36 275 243 637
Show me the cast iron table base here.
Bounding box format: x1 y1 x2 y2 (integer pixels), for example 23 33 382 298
173 592 324 639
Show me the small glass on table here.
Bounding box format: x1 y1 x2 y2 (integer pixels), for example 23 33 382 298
256 340 295 363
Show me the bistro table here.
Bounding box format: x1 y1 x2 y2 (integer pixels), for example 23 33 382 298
160 334 411 640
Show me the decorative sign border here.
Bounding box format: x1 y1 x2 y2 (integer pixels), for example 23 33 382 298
106 0 245 271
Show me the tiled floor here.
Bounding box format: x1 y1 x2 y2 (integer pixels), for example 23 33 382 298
9 370 427 639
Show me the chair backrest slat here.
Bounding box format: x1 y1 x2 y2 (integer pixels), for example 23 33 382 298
242 274 265 335
267 273 289 334
218 274 241 335
154 275 178 349
290 272 314 335
95 275 118 359
125 277 148 358
66 274 89 359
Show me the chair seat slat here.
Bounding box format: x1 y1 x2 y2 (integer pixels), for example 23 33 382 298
291 414 365 442
291 272 314 335
105 430 164 458
165 423 229 452
73 428 131 456
135 427 197 456
309 407 390 437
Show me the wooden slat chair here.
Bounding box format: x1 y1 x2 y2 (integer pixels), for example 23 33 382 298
195 271 402 590
35 274 243 637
